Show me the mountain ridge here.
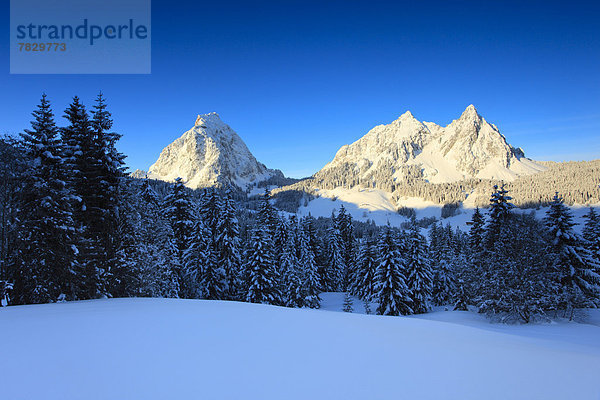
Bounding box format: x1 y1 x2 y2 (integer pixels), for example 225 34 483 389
315 105 546 186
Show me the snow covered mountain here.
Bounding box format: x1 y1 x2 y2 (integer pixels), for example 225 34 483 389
316 105 546 185
146 113 282 190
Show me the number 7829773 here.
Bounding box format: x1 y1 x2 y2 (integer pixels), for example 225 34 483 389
18 43 66 51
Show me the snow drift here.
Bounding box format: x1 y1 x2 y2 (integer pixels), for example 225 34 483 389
1 298 599 400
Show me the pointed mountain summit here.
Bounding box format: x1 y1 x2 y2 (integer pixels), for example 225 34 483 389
315 105 546 186
460 104 480 119
147 113 282 189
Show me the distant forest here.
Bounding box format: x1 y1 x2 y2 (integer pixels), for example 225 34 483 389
272 160 600 212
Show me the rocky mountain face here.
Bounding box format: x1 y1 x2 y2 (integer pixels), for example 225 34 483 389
315 105 546 186
146 113 282 190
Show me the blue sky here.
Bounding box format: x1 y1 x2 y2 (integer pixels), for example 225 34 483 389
1 0 599 178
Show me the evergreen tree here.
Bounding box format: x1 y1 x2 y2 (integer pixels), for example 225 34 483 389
363 298 372 314
109 180 142 297
583 208 600 264
467 207 485 254
200 187 222 236
62 96 102 299
429 223 457 306
432 255 456 307
89 93 127 296
273 216 289 259
336 205 356 290
505 213 554 322
186 219 226 300
164 177 195 295
13 95 78 304
351 237 377 301
464 207 486 300
342 292 354 312
405 224 433 314
453 280 469 311
374 226 412 316
245 227 281 305
217 189 242 299
476 185 515 313
545 193 600 318
485 184 513 250
0 136 25 306
258 188 278 235
135 180 179 298
299 222 321 308
325 222 345 291
303 214 324 267
281 231 304 308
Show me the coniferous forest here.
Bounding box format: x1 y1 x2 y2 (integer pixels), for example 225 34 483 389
1 95 599 323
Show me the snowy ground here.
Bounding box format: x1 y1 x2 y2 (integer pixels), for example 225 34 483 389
1 297 599 399
297 187 598 232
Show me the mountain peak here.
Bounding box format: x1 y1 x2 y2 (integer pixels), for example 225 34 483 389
149 114 281 189
399 110 416 120
195 112 222 126
459 104 480 120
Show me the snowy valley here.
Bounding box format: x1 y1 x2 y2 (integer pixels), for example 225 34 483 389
1 96 599 400
1 297 599 400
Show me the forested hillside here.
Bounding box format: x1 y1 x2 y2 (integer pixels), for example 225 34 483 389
272 160 600 212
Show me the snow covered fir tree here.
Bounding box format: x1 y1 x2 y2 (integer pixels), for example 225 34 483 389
0 95 599 324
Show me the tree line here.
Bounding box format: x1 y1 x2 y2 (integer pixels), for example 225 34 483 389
273 161 600 211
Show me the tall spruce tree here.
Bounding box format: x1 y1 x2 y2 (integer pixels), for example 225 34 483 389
325 221 345 291
476 185 515 313
583 208 600 265
485 184 513 250
405 224 433 314
185 219 226 300
245 227 281 305
164 177 195 295
453 280 469 311
136 180 180 298
431 232 457 306
217 189 242 299
300 221 321 308
467 207 485 254
303 214 323 267
545 193 600 318
89 93 127 296
258 188 278 235
351 237 377 301
109 180 142 297
13 95 78 304
281 229 304 308
465 207 486 300
200 187 222 236
336 205 356 290
374 226 412 316
62 96 103 299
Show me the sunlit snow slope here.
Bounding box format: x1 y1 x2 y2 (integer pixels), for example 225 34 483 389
1 298 599 400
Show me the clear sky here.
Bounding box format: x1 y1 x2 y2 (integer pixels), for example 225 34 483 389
1 0 599 178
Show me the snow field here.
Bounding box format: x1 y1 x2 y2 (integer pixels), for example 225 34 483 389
1 297 599 400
